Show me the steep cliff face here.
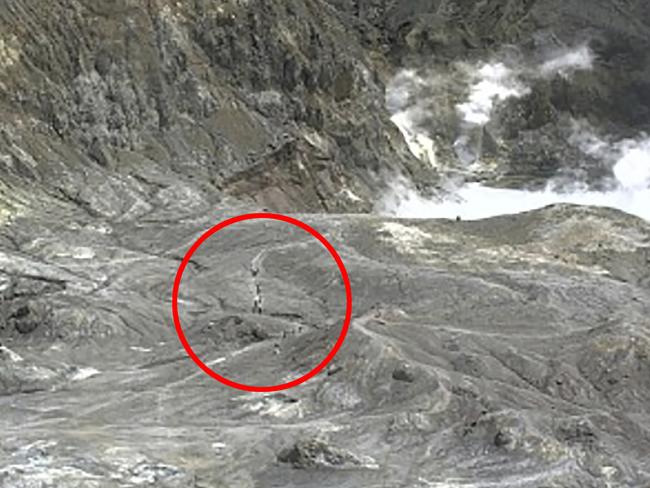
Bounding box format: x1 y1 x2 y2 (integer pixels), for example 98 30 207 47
0 0 436 220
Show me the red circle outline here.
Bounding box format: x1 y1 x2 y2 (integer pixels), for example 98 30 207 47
171 213 352 392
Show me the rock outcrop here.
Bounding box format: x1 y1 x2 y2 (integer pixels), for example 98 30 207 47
0 0 437 220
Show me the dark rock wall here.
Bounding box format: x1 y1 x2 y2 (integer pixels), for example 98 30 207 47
0 0 436 218
327 0 650 186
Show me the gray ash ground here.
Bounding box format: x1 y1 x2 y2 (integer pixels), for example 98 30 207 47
2 205 650 487
1 1 650 487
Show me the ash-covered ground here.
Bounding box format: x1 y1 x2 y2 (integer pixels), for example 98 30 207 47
1 1 650 487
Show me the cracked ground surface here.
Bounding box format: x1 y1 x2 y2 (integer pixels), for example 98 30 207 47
2 202 650 487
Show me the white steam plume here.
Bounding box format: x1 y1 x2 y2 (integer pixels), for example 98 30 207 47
614 139 650 190
457 63 529 126
539 44 595 78
383 44 650 222
386 70 437 168
380 136 650 221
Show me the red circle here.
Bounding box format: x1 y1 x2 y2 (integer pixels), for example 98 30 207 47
171 213 352 392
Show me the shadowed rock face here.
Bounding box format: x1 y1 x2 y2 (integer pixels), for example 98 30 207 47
1 1 650 487
0 0 436 217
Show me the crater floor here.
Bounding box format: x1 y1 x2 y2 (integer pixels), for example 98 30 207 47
2 204 649 487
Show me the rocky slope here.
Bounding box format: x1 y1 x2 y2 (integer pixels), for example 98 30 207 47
0 0 436 219
1 1 650 487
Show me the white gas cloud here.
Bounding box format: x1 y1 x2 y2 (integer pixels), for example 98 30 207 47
379 136 650 221
539 44 595 78
457 62 529 126
383 44 650 222
614 138 650 190
386 70 438 168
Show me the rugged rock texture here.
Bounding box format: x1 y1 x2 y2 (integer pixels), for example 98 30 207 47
331 0 650 129
346 0 650 187
0 0 436 219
